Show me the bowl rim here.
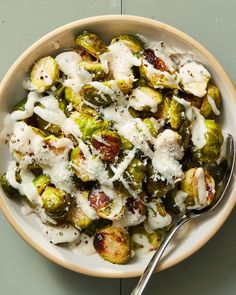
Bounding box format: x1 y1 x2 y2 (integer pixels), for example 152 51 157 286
0 14 236 278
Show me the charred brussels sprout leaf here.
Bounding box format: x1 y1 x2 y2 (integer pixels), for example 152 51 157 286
30 56 59 92
94 226 132 264
75 31 108 58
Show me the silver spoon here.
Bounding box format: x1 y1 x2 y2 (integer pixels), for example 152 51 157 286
131 134 235 295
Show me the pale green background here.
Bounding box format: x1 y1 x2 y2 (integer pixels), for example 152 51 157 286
0 0 236 294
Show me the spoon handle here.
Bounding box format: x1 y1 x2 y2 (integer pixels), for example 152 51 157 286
131 216 190 295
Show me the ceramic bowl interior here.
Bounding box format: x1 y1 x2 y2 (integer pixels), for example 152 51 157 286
0 15 236 278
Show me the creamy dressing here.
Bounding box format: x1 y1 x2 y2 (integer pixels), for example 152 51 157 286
179 61 211 97
152 129 184 184
55 51 92 93
146 201 172 230
207 95 220 115
99 41 141 80
71 233 96 255
132 233 153 255
174 190 188 213
115 208 146 228
42 223 80 244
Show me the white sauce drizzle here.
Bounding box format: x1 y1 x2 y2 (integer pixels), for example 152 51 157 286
99 41 141 80
42 223 80 244
132 234 153 255
174 190 188 213
207 95 220 115
146 201 172 230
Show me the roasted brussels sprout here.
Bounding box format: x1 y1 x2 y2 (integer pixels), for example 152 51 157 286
178 120 192 150
143 117 160 137
181 167 215 209
81 80 132 107
140 49 179 89
0 174 22 199
111 34 143 53
89 186 124 220
79 61 107 81
120 136 134 151
70 146 89 182
169 99 184 129
93 226 132 264
91 129 121 161
144 163 172 197
71 111 109 140
30 56 59 92
41 186 71 220
129 87 163 113
195 120 223 163
124 158 146 190
134 78 148 88
33 174 51 195
75 31 108 58
200 84 221 118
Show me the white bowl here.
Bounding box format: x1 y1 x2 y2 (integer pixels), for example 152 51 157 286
0 15 236 278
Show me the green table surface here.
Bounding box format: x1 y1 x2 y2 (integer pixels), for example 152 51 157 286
1 1 236 294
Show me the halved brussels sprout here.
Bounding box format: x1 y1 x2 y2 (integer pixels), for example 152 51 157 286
124 158 146 191
120 136 134 151
143 118 160 137
111 34 143 53
195 120 223 163
181 167 215 209
178 120 192 150
0 174 22 199
79 61 107 81
140 49 179 89
88 186 124 220
200 84 221 118
67 202 93 229
71 111 109 140
33 174 51 195
81 80 132 107
70 146 89 182
144 163 172 197
41 186 71 220
30 56 59 92
91 129 121 161
93 226 132 264
129 87 163 113
169 99 184 129
75 31 108 58
130 224 165 251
